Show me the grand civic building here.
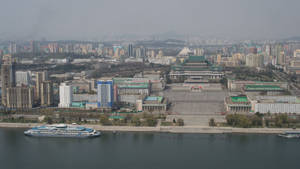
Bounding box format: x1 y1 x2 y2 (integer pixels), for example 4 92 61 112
169 56 224 83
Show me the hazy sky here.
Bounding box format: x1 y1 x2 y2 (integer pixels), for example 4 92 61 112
1 0 300 40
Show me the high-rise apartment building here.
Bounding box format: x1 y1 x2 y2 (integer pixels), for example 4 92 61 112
114 48 120 59
249 47 258 54
135 47 146 58
265 45 271 56
59 83 73 108
246 54 264 68
274 45 282 64
128 44 133 57
135 47 142 58
35 71 48 101
8 42 17 54
30 40 40 53
6 87 34 109
40 81 53 106
16 71 31 86
277 51 286 66
1 55 16 106
294 49 300 58
97 80 113 108
194 48 205 56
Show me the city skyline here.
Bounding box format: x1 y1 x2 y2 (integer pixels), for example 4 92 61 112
1 0 300 41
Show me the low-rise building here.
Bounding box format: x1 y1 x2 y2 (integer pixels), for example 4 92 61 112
243 85 286 96
73 94 97 102
227 79 289 92
68 80 92 93
71 102 86 108
86 102 98 110
225 96 251 113
113 78 150 104
134 72 166 92
136 96 167 113
249 95 300 114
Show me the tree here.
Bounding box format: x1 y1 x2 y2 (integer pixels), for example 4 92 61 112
177 118 184 126
238 115 252 128
226 114 236 126
60 117 66 123
275 114 289 127
265 119 270 127
100 115 111 126
145 117 157 127
131 116 141 126
209 118 216 127
226 114 251 128
44 116 53 124
220 78 228 88
251 115 263 127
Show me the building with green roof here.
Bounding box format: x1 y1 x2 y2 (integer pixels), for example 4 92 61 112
169 56 224 83
244 85 284 91
225 96 251 113
243 84 286 96
113 78 150 104
231 96 249 103
136 96 167 113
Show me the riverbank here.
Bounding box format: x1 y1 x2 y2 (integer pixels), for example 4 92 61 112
0 122 299 134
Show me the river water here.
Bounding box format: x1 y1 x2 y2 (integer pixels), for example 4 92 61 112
0 128 299 169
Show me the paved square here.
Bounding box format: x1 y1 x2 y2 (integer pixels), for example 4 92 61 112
164 89 228 115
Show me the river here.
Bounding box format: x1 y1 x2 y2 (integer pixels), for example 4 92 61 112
0 128 299 169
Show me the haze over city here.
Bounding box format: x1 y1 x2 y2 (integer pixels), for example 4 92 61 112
1 1 300 169
1 0 300 40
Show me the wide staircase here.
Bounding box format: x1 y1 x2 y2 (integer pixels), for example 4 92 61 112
166 115 226 126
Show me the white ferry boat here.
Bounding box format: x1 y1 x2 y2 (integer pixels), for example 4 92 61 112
24 124 101 138
278 131 300 138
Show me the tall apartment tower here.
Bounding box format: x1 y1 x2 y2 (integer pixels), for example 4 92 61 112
97 80 113 108
16 71 31 86
1 55 16 106
246 54 264 68
8 42 17 54
277 51 286 66
40 81 54 106
6 87 34 109
128 44 133 57
59 83 73 108
35 71 48 101
30 40 40 53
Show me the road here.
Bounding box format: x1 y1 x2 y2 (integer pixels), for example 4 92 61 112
273 70 300 96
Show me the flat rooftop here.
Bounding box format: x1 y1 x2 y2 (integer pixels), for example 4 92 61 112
118 84 149 89
145 96 163 102
231 96 249 103
245 85 283 91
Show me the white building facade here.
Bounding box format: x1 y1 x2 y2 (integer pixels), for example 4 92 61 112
59 83 73 108
16 71 31 86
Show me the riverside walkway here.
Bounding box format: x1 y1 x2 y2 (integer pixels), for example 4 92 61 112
0 122 298 134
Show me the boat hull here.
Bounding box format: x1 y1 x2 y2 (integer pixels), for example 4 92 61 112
278 134 300 139
24 131 101 138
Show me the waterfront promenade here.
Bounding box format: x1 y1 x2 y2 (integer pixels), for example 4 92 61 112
0 122 298 134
